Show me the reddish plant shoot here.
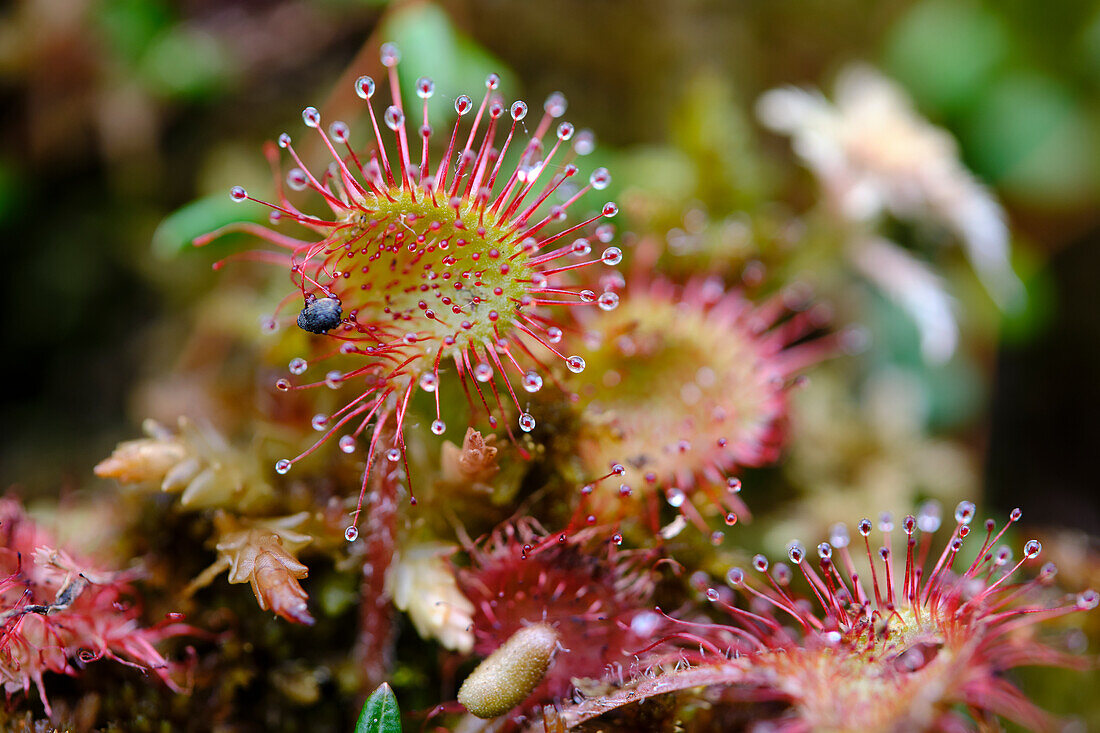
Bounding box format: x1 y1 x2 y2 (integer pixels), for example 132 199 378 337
197 43 620 538
451 520 665 724
0 498 192 715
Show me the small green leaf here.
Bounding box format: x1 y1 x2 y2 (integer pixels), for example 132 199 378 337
355 682 401 733
151 194 262 260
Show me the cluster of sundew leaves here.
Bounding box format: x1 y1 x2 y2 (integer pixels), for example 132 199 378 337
568 274 838 537
203 43 625 540
66 35 1091 733
480 502 1098 732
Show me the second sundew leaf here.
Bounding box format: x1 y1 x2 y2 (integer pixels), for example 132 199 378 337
355 682 402 733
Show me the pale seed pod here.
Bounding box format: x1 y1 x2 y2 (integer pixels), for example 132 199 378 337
457 623 559 718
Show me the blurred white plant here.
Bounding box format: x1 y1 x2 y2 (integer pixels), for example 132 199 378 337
95 417 275 512
387 542 475 654
757 65 1024 363
851 236 958 363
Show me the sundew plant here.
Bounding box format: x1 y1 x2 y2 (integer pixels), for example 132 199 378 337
3 2 1099 731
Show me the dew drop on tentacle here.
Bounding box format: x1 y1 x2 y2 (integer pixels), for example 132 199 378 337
917 501 942 532
474 362 493 382
379 42 400 67
600 246 622 265
287 169 308 191
573 129 596 155
590 167 611 190
431 419 446 435
544 92 567 117
518 413 536 432
275 459 292 475
773 564 792 585
289 357 308 375
954 500 976 525
329 121 349 143
384 106 405 131
829 523 850 548
521 371 543 393
355 76 376 99
339 435 357 453
344 526 359 542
